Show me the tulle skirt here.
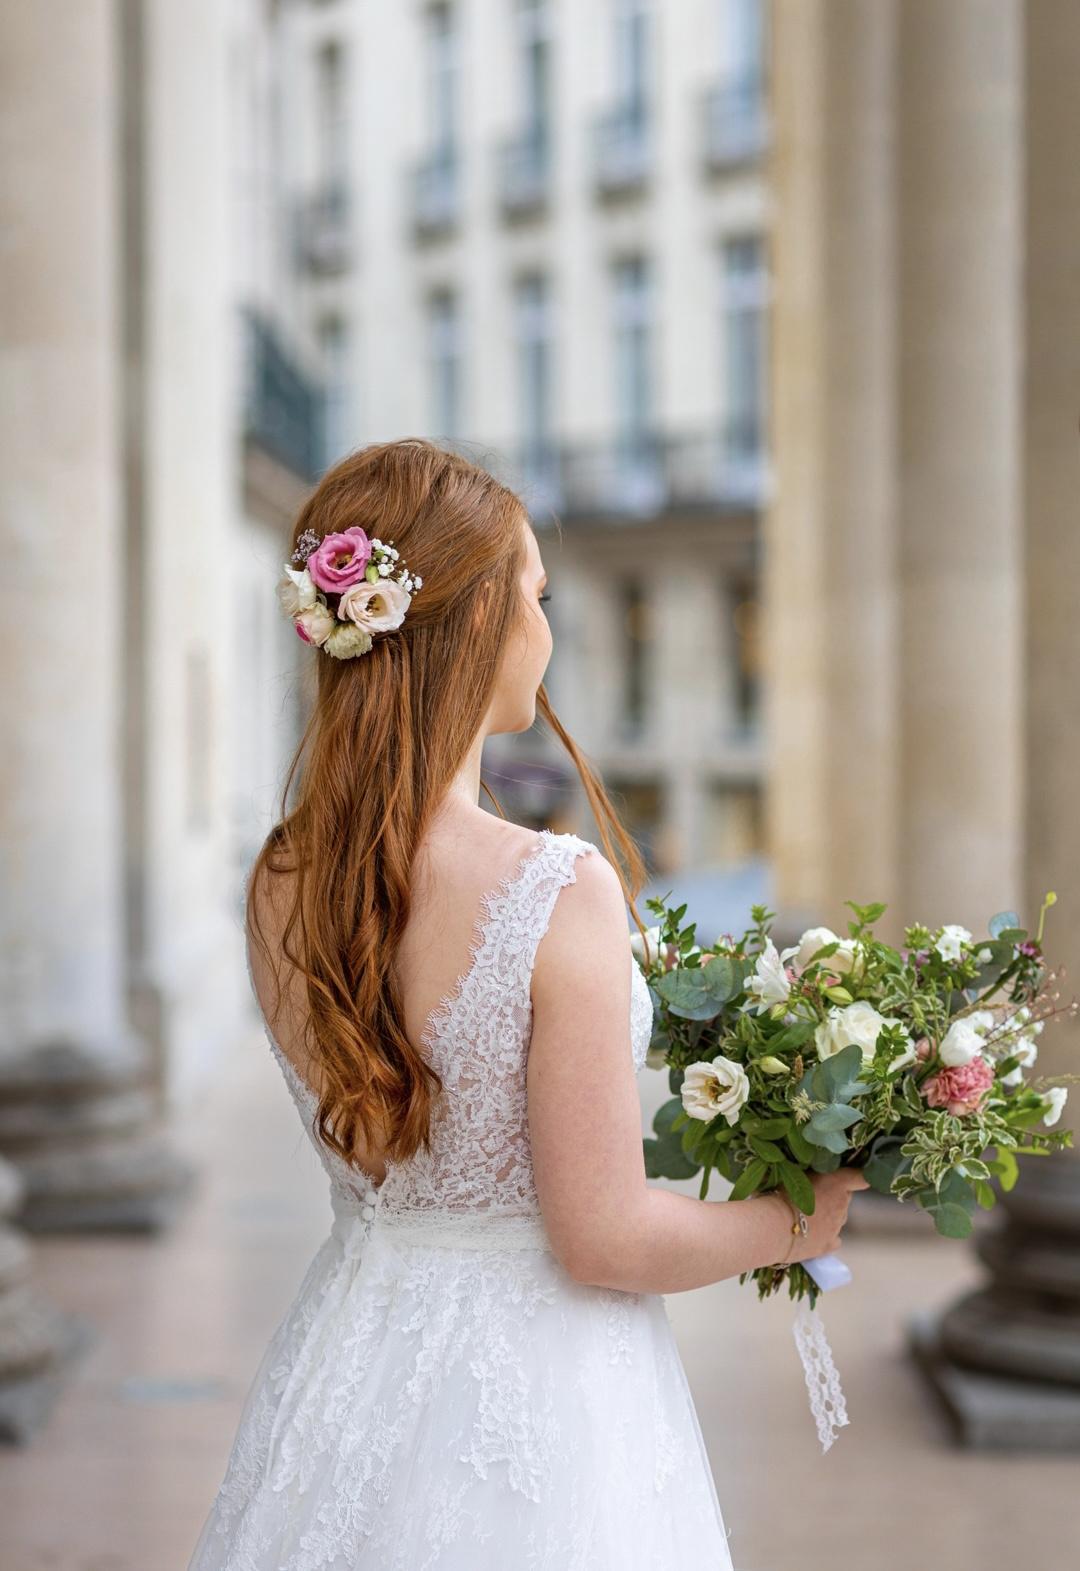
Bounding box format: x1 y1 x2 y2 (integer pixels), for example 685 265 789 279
187 1204 736 1571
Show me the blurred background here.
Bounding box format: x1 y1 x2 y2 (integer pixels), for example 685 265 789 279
1 1 1079 1567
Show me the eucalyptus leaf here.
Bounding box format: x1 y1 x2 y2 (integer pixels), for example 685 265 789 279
807 1103 863 1135
643 1135 701 1181
988 910 1021 939
652 1097 686 1139
815 1044 871 1103
863 1136 912 1195
656 963 734 1020
802 1123 851 1154
921 1198 975 1238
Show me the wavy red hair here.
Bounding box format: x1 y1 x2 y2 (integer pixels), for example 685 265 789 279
247 438 649 1174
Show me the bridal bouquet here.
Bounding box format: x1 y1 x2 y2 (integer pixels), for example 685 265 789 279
635 894 1076 1311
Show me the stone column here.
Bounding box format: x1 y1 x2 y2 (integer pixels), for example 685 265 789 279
0 1 192 1232
895 0 1023 931
766 0 900 933
910 0 1080 1450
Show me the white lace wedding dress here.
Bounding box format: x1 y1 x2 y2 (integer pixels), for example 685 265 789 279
187 828 735 1570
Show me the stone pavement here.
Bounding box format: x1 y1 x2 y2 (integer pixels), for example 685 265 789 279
1 1031 1077 1571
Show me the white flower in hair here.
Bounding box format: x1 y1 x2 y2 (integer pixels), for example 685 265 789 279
276 564 317 617
337 576 412 634
277 526 420 658
325 622 374 659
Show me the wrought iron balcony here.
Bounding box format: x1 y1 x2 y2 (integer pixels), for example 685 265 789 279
496 127 550 218
240 306 323 482
702 78 770 170
294 182 351 274
552 425 769 521
411 149 459 237
592 104 650 197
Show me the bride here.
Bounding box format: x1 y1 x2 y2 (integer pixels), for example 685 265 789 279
187 438 866 1570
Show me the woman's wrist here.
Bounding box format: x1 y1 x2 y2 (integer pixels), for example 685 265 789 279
752 1190 800 1268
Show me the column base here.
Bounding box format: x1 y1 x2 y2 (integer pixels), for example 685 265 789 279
909 1308 1080 1451
0 1038 197 1234
0 1158 93 1445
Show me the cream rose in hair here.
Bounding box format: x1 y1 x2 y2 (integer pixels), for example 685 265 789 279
337 577 412 635
294 600 337 646
324 622 374 660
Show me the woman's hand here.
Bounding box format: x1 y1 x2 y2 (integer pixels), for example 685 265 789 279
791 1167 870 1260
761 1168 870 1266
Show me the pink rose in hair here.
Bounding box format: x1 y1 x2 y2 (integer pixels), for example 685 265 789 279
922 1056 994 1116
307 526 373 593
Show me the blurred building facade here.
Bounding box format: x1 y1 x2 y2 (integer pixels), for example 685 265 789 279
5 0 1079 1454
273 0 772 874
767 0 1080 1446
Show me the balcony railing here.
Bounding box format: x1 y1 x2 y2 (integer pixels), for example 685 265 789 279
702 78 770 170
496 127 550 218
412 149 459 237
240 306 323 482
592 104 650 196
516 425 769 522
294 182 352 274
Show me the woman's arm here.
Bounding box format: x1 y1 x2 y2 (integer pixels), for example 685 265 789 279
527 850 867 1294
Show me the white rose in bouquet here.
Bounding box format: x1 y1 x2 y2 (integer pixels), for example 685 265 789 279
815 1000 892 1063
681 1056 750 1126
939 1012 993 1067
784 925 860 977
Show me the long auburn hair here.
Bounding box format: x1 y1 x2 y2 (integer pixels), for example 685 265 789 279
247 438 649 1174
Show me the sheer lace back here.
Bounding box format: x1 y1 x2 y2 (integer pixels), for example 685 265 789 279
246 828 653 1240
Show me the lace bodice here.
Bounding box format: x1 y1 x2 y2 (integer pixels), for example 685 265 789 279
246 829 654 1233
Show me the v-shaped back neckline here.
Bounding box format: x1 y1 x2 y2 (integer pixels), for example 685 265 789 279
417 827 558 1058
247 827 562 1115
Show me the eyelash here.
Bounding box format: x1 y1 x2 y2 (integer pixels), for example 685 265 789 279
539 592 551 604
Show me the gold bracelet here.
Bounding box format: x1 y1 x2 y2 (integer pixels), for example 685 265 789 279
767 1191 809 1266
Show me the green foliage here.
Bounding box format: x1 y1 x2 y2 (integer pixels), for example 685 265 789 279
634 887 1074 1303
642 1097 702 1181
655 957 740 1019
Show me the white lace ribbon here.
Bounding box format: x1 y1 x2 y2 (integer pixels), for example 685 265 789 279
792 1299 849 1452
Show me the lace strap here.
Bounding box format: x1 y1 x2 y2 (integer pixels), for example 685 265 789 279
515 832 597 983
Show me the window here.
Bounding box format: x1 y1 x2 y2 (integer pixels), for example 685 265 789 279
723 576 760 734
318 314 351 469
315 39 348 189
721 235 767 478
612 256 653 456
618 575 651 737
514 274 553 472
426 3 458 160
614 0 650 123
428 289 462 440
724 0 766 91
517 0 552 142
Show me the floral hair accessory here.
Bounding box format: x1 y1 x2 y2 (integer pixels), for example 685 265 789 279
276 526 422 659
